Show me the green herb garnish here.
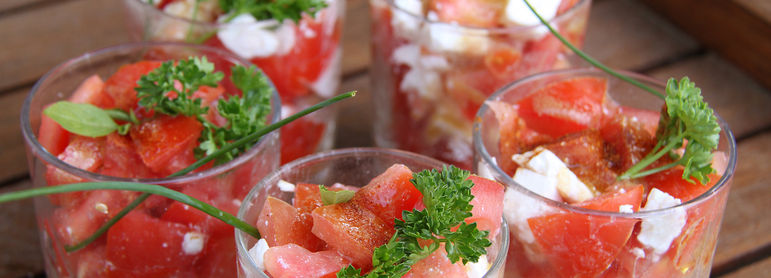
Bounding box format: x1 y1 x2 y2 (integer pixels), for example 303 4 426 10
319 185 355 205
135 56 222 117
523 0 721 184
219 0 329 23
338 166 491 277
43 102 122 137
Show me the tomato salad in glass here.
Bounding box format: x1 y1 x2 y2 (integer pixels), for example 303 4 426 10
474 68 736 277
236 148 511 277
370 0 591 168
124 0 344 163
22 43 281 277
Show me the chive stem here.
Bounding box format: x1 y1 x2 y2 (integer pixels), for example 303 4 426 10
523 0 665 99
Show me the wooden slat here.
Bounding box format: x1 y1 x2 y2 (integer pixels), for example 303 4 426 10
0 180 43 278
0 88 31 182
0 0 52 13
583 0 699 71
0 0 129 92
647 53 771 138
340 0 370 76
334 73 373 148
735 0 771 24
712 131 771 270
641 0 771 90
721 256 771 278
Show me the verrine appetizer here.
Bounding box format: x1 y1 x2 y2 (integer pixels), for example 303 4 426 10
236 148 510 277
124 0 344 163
474 68 736 277
370 0 591 168
22 43 281 277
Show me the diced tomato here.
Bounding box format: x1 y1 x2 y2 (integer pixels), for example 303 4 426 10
645 167 717 203
129 115 202 175
106 211 203 276
528 185 643 277
38 112 72 157
45 136 104 206
517 77 608 138
466 176 505 237
487 100 551 175
102 61 162 111
196 235 238 278
257 197 325 252
615 105 660 136
352 164 422 227
543 130 618 192
404 244 467 278
311 202 394 270
280 116 326 164
70 74 112 108
53 190 137 246
601 113 657 173
99 133 157 179
427 0 505 28
263 244 350 278
294 183 325 215
484 47 522 79
193 85 226 107
514 34 563 79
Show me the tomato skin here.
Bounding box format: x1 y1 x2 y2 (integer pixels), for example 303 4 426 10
129 115 202 175
404 244 467 278
257 197 325 252
263 244 350 278
466 176 505 237
517 77 608 138
311 201 394 270
528 185 644 277
106 211 203 276
352 164 422 227
102 61 161 111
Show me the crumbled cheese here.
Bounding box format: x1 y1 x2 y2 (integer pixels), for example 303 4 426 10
182 232 205 255
631 247 646 259
391 0 424 39
391 44 449 100
277 180 296 192
94 203 109 215
217 14 294 59
465 254 490 278
512 147 593 203
618 204 634 213
513 168 561 201
502 188 558 244
310 48 342 98
426 22 491 55
503 0 560 26
637 189 686 259
248 238 270 269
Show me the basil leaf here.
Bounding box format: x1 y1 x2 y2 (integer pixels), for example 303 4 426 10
319 185 355 206
43 101 119 137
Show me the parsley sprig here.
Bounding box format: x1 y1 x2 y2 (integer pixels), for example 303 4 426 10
338 166 491 278
523 0 721 184
136 57 222 117
219 0 329 23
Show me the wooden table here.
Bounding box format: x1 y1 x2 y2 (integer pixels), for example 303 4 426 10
0 0 769 277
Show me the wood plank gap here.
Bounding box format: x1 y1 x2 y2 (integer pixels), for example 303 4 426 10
0 81 34 97
713 243 771 277
17 271 45 278
341 68 369 81
0 175 29 189
0 0 74 18
636 48 707 74
736 124 771 144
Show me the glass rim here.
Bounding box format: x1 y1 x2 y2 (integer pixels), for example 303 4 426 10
472 67 738 218
127 0 323 28
20 41 282 184
235 147 509 277
383 0 590 34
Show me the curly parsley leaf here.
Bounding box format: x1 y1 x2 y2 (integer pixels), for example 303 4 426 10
195 64 272 164
339 166 491 277
219 0 328 23
619 77 720 183
135 56 223 117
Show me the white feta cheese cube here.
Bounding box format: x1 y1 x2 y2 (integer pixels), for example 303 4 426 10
513 148 593 203
503 187 558 244
248 239 270 270
637 188 686 259
465 254 490 278
277 180 296 192
182 232 205 255
426 23 491 55
513 168 561 202
504 0 561 26
391 0 424 39
618 204 634 213
217 14 294 59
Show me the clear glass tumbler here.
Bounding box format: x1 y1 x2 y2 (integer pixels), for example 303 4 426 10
236 148 509 277
370 0 591 169
473 68 737 277
21 42 281 278
123 0 345 163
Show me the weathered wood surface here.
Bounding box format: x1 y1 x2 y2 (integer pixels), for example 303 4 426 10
0 0 769 277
